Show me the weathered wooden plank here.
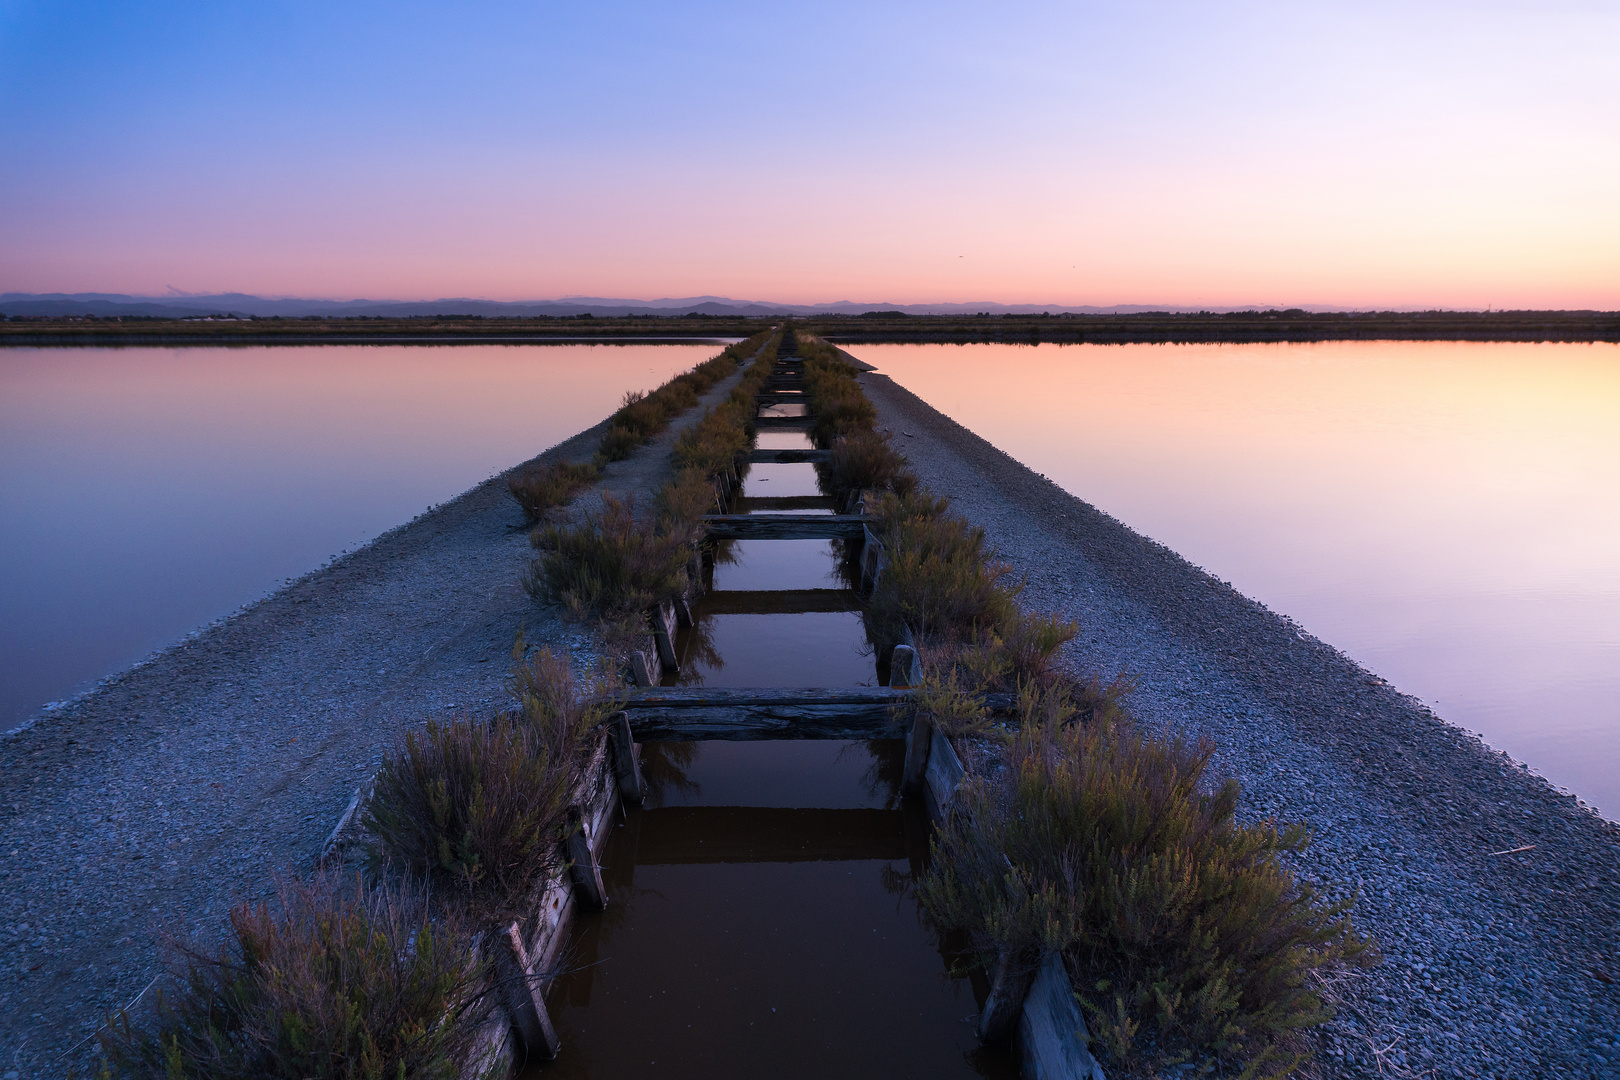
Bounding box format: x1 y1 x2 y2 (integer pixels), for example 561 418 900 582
980 948 1041 1044
634 806 907 863
1018 952 1108 1080
925 726 967 820
490 922 561 1061
605 711 644 806
563 805 606 910
624 686 913 708
702 513 870 539
734 494 837 511
627 705 908 741
747 449 830 464
901 713 933 797
701 588 861 615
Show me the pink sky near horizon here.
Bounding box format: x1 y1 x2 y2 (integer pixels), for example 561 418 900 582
3 0 1617 310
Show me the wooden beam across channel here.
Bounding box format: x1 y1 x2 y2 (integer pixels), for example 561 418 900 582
702 513 870 539
701 588 861 615
746 448 830 464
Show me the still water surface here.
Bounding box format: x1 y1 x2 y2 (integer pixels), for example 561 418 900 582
855 341 1620 818
0 343 721 730
535 739 1012 1080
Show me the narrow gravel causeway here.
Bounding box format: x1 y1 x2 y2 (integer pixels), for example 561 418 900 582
860 369 1620 1079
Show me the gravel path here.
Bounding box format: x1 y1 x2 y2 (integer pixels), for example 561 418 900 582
0 366 747 1077
859 368 1620 1079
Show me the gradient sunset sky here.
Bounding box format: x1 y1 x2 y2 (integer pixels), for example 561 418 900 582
2 0 1616 308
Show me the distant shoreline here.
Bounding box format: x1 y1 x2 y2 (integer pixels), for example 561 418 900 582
3 309 1617 346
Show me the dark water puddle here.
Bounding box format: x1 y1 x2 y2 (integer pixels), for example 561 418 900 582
531 741 1017 1080
708 539 845 591
753 430 816 451
670 611 873 688
733 495 837 515
739 461 821 498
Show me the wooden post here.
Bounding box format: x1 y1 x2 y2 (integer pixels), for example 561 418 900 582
651 602 679 672
673 596 694 628
979 947 1040 1045
627 650 656 687
606 710 644 805
889 644 922 688
901 712 934 798
491 921 561 1060
564 805 608 910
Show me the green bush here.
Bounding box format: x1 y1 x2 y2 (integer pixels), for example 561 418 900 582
508 460 599 521
525 494 691 619
819 429 910 505
866 489 1019 646
507 640 622 767
362 715 574 911
918 719 1371 1077
99 874 484 1080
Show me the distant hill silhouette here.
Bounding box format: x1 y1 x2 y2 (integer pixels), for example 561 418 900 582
0 292 1357 319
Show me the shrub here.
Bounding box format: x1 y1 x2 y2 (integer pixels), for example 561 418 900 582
589 330 776 465
525 494 691 619
99 874 485 1080
818 429 909 505
657 467 721 535
803 358 877 446
508 460 599 521
596 423 644 463
507 639 622 768
362 714 574 911
866 489 1019 646
918 719 1371 1077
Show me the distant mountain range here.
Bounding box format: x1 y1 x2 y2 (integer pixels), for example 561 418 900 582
0 292 1348 319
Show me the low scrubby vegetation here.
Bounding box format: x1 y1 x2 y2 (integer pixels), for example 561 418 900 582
594 331 774 463
525 329 780 668
99 874 486 1080
920 717 1371 1077
362 642 619 915
525 494 693 621
103 639 625 1079
508 460 600 522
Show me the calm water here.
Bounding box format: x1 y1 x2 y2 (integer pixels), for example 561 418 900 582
0 342 723 730
535 739 1012 1080
854 341 1620 819
536 349 1009 1080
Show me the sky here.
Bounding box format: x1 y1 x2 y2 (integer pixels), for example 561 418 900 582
1 0 1616 308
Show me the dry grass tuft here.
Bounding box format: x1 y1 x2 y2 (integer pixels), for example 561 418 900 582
508 460 599 522
99 873 485 1080
919 719 1373 1078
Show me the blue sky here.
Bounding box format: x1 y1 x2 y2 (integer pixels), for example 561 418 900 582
3 0 1616 305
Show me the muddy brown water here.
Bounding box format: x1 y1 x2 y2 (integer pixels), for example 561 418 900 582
532 408 1019 1078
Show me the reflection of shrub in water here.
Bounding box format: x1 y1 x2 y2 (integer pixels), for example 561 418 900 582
637 742 701 803
666 609 724 686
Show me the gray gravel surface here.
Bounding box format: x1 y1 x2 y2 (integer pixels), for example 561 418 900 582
859 368 1620 1079
0 364 747 1077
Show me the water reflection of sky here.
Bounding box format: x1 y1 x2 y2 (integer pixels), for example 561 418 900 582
858 340 1620 819
0 343 722 729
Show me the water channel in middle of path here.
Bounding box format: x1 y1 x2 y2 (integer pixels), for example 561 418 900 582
530 382 1018 1079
